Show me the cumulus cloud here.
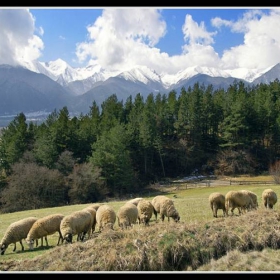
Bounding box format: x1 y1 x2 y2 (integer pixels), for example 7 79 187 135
0 9 44 66
220 9 280 69
76 8 168 72
75 9 222 74
2 8 280 74
75 8 280 73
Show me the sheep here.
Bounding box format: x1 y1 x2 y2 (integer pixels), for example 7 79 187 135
209 192 226 218
225 190 254 216
262 188 277 209
0 217 38 255
151 195 180 222
96 204 116 232
60 209 93 244
87 203 104 211
117 202 138 229
126 197 143 206
240 190 258 211
25 214 65 250
82 205 97 234
137 198 154 225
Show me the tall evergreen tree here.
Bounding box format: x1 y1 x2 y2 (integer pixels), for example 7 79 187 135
89 123 136 196
0 112 30 173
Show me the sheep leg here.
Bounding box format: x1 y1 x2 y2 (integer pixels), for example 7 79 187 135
19 240 24 251
57 232 63 245
37 237 43 247
80 232 87 241
12 243 16 252
213 206 218 218
44 236 49 247
153 209 158 220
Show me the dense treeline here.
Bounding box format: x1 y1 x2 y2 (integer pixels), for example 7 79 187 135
1 80 280 213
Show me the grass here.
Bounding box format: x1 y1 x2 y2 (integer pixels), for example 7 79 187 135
1 175 280 272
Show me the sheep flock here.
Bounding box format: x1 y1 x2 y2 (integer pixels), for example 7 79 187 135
0 185 278 255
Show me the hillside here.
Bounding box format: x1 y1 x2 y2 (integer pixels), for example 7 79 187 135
1 177 280 272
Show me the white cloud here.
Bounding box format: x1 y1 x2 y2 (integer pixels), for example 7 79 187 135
182 14 216 45
76 8 168 72
0 9 44 66
75 9 221 74
213 9 280 69
2 8 280 74
75 8 280 73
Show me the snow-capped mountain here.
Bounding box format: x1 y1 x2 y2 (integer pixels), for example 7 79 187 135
22 58 267 94
1 58 280 127
19 58 273 94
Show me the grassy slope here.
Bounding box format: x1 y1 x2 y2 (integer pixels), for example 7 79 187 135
0 175 279 271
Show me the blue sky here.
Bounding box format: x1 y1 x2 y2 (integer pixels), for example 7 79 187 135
1 7 280 74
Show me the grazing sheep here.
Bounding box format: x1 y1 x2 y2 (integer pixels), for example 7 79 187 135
127 197 143 206
151 195 180 222
82 205 97 234
225 190 254 216
137 199 154 225
87 203 104 211
96 204 116 231
262 188 277 209
240 190 258 211
209 192 226 218
117 202 138 229
0 217 38 255
25 214 65 250
60 209 93 244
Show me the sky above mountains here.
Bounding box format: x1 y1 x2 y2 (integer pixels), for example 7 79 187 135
1 7 280 75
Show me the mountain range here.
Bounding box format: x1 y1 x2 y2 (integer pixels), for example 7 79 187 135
0 59 280 125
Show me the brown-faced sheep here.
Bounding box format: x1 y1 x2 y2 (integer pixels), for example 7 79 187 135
137 199 154 225
127 197 143 206
96 204 116 231
117 202 138 229
225 190 254 216
0 217 38 255
60 209 93 244
151 195 180 222
25 214 64 250
209 192 226 218
262 188 277 209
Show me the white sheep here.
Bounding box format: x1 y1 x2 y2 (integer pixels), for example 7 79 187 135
151 195 180 222
262 188 277 209
25 214 65 250
225 190 254 216
117 202 138 229
240 190 258 211
88 203 104 211
96 204 116 231
82 205 97 234
0 217 38 255
209 192 226 218
60 209 93 244
126 197 143 206
137 199 154 225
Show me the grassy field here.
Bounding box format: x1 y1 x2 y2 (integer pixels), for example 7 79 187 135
0 174 279 266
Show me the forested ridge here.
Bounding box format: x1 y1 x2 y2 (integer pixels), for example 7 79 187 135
1 80 280 213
